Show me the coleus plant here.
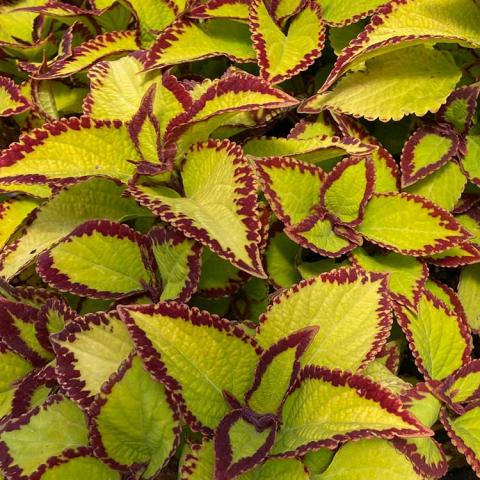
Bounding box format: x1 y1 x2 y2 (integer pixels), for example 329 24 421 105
0 0 479 478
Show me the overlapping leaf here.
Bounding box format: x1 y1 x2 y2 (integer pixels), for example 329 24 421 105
128 140 266 277
257 267 391 371
249 0 325 84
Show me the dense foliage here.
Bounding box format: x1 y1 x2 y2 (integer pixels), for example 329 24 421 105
0 0 480 478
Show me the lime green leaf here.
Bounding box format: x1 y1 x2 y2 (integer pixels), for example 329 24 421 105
439 360 480 407
315 439 424 480
197 248 245 298
461 135 480 186
301 46 461 122
118 302 260 433
84 56 191 134
257 267 391 371
437 84 480 134
148 227 202 302
246 327 318 415
0 299 53 365
0 76 30 117
128 140 266 277
244 136 373 164
405 162 466 211
286 215 358 258
0 197 38 250
38 455 121 480
288 114 337 140
256 157 325 225
0 0 47 44
273 367 430 455
180 439 215 479
126 0 178 45
297 259 343 279
0 178 151 280
442 406 480 476
165 70 297 164
362 360 411 396
52 311 134 408
89 355 179 477
400 127 459 187
189 0 250 21
250 0 325 84
395 289 472 381
322 0 480 91
0 345 33 394
358 193 470 255
0 117 140 186
34 31 139 79
214 409 276 478
240 458 309 479
0 396 89 478
351 246 428 309
143 18 255 69
265 230 302 288
321 157 374 225
458 263 480 333
38 220 151 300
318 0 387 26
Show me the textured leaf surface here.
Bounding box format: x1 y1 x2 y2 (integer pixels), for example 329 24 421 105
35 31 139 79
128 140 265 277
358 193 469 255
38 220 150 299
256 157 325 225
0 396 89 478
0 117 140 185
249 0 325 84
257 267 391 371
323 0 480 90
458 263 480 333
0 197 38 250
395 290 472 381
461 135 480 186
321 157 374 225
143 18 255 69
38 455 121 480
316 439 424 479
52 312 134 408
405 162 466 212
317 0 387 26
0 178 150 279
148 227 202 302
442 407 480 476
400 127 459 187
244 135 373 162
246 327 317 415
0 77 30 117
302 46 461 122
118 302 259 433
286 215 357 257
90 355 179 477
351 247 427 309
439 360 480 407
272 367 429 455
